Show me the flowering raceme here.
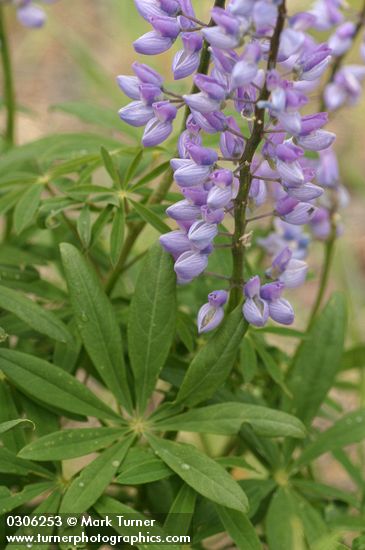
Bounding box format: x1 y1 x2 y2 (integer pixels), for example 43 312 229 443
118 0 364 331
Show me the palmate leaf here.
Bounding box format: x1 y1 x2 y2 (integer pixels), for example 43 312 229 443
18 427 126 461
128 243 176 412
283 293 347 425
155 403 306 439
60 243 132 412
147 434 249 513
0 349 119 420
176 307 248 407
0 286 72 345
60 436 134 513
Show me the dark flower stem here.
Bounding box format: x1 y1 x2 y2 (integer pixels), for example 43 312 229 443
105 0 227 295
228 0 287 310
0 4 15 148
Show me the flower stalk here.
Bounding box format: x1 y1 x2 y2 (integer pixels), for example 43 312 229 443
228 0 287 310
0 4 15 148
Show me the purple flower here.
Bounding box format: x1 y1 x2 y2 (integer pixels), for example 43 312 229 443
280 202 317 225
188 220 218 250
173 160 213 187
197 290 228 333
159 230 191 258
149 15 181 38
296 130 336 151
267 247 308 288
317 147 339 187
173 33 203 80
174 250 209 283
243 276 269 327
134 31 175 55
17 3 47 27
119 101 154 127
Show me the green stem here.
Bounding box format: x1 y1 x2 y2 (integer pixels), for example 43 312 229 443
0 4 15 148
228 0 287 310
105 0 226 296
308 217 337 325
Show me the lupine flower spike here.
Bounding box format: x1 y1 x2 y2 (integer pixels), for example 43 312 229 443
117 0 364 332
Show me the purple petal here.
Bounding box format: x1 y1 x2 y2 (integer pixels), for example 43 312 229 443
116 76 140 100
208 290 228 307
197 303 225 333
17 5 46 27
118 101 154 127
269 298 294 325
174 250 209 281
243 297 269 327
142 119 173 147
134 31 174 55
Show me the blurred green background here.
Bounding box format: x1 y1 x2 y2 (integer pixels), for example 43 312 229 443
2 0 365 492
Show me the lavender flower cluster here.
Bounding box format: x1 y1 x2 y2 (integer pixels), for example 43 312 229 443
12 0 56 28
118 0 364 333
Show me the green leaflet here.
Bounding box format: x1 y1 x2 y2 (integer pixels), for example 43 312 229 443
266 488 327 550
147 435 249 513
110 203 125 266
13 184 43 234
177 306 247 407
164 484 196 536
0 419 34 435
124 148 144 186
128 243 176 412
341 344 365 370
0 349 119 420
129 199 170 234
131 160 171 191
4 490 62 550
18 427 125 461
60 436 134 513
215 505 262 550
0 285 73 345
0 380 26 453
60 243 132 411
76 205 92 248
0 483 55 514
266 488 306 550
291 479 359 508
155 402 306 439
0 448 52 477
295 408 365 467
100 146 122 186
239 337 258 383
116 447 172 485
283 293 347 425
94 496 175 550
